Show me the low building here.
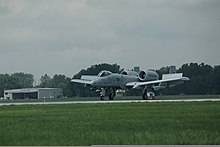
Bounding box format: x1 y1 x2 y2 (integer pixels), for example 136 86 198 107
4 88 63 100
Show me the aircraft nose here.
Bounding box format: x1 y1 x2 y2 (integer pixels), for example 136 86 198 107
91 79 101 87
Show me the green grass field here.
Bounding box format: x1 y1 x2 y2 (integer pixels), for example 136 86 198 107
0 101 220 145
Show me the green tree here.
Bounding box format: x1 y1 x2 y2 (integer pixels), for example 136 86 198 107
177 63 214 95
39 74 51 88
38 74 73 97
210 66 220 94
0 73 34 97
156 66 169 79
10 72 34 89
0 74 10 96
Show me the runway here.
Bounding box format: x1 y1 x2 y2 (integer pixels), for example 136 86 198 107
0 98 220 106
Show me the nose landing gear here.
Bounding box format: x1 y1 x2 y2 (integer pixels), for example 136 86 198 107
99 88 116 101
100 88 105 101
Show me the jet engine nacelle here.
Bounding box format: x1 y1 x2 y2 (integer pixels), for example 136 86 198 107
138 70 159 81
121 70 138 77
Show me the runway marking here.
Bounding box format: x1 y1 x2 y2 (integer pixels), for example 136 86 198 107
0 99 220 106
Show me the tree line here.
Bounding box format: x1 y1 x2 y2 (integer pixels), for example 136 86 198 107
0 73 34 97
0 63 219 97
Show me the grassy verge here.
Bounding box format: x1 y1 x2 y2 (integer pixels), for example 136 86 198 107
0 102 220 145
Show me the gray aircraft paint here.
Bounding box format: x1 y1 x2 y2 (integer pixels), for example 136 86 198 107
71 68 189 100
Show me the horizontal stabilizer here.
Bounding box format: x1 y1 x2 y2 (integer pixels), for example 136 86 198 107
158 73 189 90
162 73 183 80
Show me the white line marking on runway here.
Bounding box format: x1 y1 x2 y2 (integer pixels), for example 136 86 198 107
0 99 220 106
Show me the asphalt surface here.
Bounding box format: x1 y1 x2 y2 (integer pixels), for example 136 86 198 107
0 99 220 106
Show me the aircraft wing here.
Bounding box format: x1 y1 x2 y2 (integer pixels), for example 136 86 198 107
71 79 92 85
126 73 189 89
71 75 98 85
81 75 98 81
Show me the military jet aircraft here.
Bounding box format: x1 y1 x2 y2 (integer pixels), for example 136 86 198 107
71 67 189 100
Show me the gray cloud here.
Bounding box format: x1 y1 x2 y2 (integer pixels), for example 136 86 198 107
0 0 219 79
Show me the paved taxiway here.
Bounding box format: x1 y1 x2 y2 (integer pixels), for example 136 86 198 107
0 99 220 106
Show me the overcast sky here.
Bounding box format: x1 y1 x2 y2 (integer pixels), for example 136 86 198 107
0 0 220 80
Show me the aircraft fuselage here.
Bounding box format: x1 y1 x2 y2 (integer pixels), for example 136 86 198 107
91 74 138 89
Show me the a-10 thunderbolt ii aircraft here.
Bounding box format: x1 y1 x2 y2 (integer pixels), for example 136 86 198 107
71 66 189 100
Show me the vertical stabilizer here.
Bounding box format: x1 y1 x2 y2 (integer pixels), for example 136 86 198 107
169 66 176 74
134 66 140 73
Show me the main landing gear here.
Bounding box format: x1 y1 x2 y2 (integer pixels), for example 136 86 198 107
142 86 155 100
99 88 116 101
98 87 155 101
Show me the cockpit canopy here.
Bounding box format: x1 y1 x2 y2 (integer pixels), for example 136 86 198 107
97 70 112 77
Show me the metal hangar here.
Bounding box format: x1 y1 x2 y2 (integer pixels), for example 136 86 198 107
4 88 63 100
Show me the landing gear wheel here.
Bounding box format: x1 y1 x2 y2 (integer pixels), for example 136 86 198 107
109 93 114 100
100 95 104 101
142 92 155 100
147 92 155 100
142 86 155 100
109 88 116 100
142 93 148 100
100 88 105 101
